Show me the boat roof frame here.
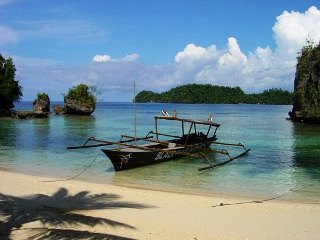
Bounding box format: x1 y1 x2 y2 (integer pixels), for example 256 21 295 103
154 116 220 128
154 115 220 145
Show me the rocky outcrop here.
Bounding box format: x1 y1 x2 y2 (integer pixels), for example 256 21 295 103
53 84 96 115
53 98 95 115
64 97 95 115
15 110 34 119
289 42 320 124
13 93 51 119
32 93 50 118
53 105 67 115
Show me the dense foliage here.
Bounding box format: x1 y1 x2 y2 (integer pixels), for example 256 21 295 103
136 84 293 105
65 84 96 107
0 54 22 111
295 40 320 108
35 92 49 102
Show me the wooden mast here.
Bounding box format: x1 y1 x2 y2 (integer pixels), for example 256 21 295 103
133 81 137 142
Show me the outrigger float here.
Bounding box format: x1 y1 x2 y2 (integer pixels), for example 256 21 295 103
67 115 250 171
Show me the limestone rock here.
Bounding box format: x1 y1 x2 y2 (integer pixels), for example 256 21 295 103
16 110 34 119
289 43 320 124
53 105 67 115
64 97 95 115
32 93 50 117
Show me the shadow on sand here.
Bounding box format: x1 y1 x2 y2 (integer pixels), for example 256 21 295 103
0 187 151 239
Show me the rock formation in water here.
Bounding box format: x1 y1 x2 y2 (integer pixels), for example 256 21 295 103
52 105 67 115
63 97 95 115
53 84 96 115
289 42 320 123
15 93 51 119
32 93 50 117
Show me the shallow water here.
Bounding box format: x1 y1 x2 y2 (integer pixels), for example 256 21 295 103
1 102 320 202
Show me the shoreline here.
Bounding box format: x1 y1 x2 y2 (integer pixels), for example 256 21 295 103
2 166 319 205
1 169 320 239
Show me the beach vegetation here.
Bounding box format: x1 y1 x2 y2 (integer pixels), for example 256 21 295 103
0 54 22 111
295 40 320 107
35 92 49 101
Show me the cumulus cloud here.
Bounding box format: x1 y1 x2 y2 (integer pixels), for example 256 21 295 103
175 43 217 65
93 53 139 63
15 6 320 101
0 25 17 45
92 54 112 62
169 6 320 93
273 6 320 57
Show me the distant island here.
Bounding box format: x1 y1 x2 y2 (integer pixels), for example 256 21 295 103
136 84 293 105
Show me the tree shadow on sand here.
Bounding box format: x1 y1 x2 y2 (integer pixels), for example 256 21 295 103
0 187 151 239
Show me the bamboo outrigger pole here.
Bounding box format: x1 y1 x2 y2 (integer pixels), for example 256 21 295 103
66 136 154 150
198 148 250 171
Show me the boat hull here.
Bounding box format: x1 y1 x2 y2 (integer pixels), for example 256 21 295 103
102 140 214 171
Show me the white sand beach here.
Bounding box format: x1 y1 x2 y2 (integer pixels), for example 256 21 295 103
1 170 320 240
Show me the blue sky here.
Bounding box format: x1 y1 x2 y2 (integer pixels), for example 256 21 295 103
1 0 320 101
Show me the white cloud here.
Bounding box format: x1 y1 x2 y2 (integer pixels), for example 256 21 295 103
218 37 247 67
273 6 320 57
175 43 217 64
92 54 112 62
93 53 139 63
167 6 320 93
122 53 139 62
0 25 17 45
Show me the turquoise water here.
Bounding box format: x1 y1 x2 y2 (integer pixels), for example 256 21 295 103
1 102 320 202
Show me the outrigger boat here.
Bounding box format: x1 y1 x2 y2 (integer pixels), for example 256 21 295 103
67 115 250 171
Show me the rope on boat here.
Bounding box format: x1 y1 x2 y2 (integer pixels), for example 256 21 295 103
41 153 102 182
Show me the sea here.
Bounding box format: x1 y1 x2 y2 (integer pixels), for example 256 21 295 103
1 102 320 203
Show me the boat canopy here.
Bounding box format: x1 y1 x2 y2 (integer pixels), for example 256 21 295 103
154 116 221 128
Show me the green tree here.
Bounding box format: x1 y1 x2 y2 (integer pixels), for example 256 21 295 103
65 84 96 107
0 54 22 111
135 90 160 102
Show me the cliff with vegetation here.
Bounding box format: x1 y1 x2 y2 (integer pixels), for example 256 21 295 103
136 84 293 105
289 41 320 123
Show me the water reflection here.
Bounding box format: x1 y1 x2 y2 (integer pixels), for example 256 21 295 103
0 118 18 148
292 122 320 168
289 122 320 201
31 118 51 149
56 115 96 149
0 119 20 167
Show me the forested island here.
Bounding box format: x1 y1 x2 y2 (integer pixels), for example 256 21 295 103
136 84 293 105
